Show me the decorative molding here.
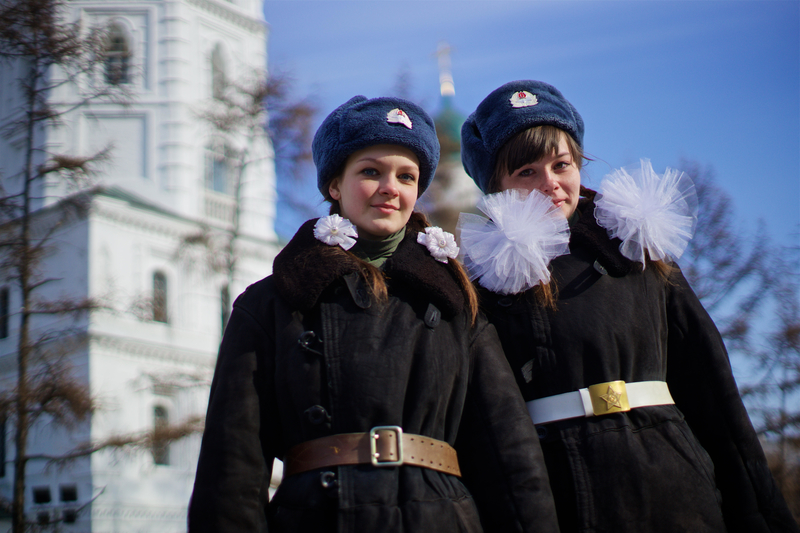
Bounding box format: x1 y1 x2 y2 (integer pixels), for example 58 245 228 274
91 333 215 367
91 503 187 521
185 0 266 35
90 198 188 240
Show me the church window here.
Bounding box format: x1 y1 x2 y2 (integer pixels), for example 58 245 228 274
204 144 237 194
152 271 168 323
221 284 231 333
63 509 78 524
0 418 5 477
33 486 51 504
211 44 227 100
60 485 78 502
0 287 9 339
104 24 131 85
152 405 170 465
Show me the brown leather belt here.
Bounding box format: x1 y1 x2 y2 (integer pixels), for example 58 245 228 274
283 426 461 477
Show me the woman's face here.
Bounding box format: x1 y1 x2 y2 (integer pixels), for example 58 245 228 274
329 144 420 240
498 132 581 218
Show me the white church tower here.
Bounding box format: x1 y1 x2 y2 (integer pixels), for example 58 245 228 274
0 0 278 531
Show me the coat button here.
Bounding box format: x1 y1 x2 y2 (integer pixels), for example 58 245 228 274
593 260 609 276
319 471 338 489
304 405 331 425
424 303 441 328
536 426 548 439
498 297 513 307
298 330 316 347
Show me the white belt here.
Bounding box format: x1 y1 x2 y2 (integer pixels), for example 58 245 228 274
526 380 674 425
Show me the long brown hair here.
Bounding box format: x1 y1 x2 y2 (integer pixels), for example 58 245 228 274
322 182 480 325
488 125 586 308
487 125 585 195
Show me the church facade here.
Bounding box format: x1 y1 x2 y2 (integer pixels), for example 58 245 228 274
0 1 278 531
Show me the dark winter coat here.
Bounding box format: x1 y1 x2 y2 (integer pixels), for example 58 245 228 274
478 193 799 533
188 219 559 533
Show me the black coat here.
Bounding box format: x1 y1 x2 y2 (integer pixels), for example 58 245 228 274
478 194 798 533
188 219 559 533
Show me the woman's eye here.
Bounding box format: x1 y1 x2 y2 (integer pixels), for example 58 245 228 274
554 161 570 170
361 167 379 177
517 168 534 177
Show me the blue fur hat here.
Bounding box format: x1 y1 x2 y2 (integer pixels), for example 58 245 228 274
461 80 584 193
313 95 440 195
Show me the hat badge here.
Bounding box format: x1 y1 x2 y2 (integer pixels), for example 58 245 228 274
510 90 538 108
387 108 413 129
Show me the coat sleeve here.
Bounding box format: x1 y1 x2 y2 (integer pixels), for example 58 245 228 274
188 292 279 533
665 269 799 533
455 317 560 533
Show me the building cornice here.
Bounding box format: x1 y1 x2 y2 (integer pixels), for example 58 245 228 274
186 0 266 35
91 502 189 521
91 195 189 240
91 333 216 367
0 332 214 373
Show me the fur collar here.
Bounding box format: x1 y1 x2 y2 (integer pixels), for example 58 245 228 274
273 219 465 316
570 188 636 277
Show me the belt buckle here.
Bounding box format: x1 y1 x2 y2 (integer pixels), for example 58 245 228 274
369 426 403 467
587 380 630 415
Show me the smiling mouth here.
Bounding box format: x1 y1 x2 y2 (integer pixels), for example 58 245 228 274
372 204 398 212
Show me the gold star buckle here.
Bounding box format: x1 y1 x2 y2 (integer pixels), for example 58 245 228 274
587 381 630 415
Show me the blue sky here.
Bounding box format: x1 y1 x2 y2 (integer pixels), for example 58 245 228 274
265 0 799 248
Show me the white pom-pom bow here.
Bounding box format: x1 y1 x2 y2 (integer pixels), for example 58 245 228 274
594 159 697 267
417 226 459 263
313 214 358 250
457 189 571 295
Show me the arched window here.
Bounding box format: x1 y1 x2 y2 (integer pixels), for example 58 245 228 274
204 143 238 194
0 417 5 477
220 284 231 333
152 405 170 466
0 287 8 339
211 44 226 100
204 144 228 194
104 24 131 85
152 271 168 323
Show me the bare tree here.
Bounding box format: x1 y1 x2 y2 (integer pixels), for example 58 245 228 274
183 69 318 289
678 160 799 518
0 1 131 530
740 243 800 521
267 71 321 239
183 73 271 297
265 71 317 183
678 159 771 350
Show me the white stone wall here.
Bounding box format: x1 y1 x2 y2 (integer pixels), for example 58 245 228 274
0 0 277 530
0 188 276 531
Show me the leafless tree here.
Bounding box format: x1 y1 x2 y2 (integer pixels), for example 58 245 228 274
267 71 321 238
265 71 317 183
0 1 138 530
678 159 771 350
181 70 318 296
740 242 800 521
678 160 799 518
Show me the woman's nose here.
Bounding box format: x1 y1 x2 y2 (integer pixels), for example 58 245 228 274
379 176 399 196
538 171 558 194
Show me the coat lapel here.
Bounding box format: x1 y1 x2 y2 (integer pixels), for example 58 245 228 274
273 219 464 316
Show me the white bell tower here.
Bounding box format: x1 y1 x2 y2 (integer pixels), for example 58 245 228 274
0 1 277 531
56 0 276 242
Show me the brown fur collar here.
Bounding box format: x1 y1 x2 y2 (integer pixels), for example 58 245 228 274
570 188 636 277
273 219 465 316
